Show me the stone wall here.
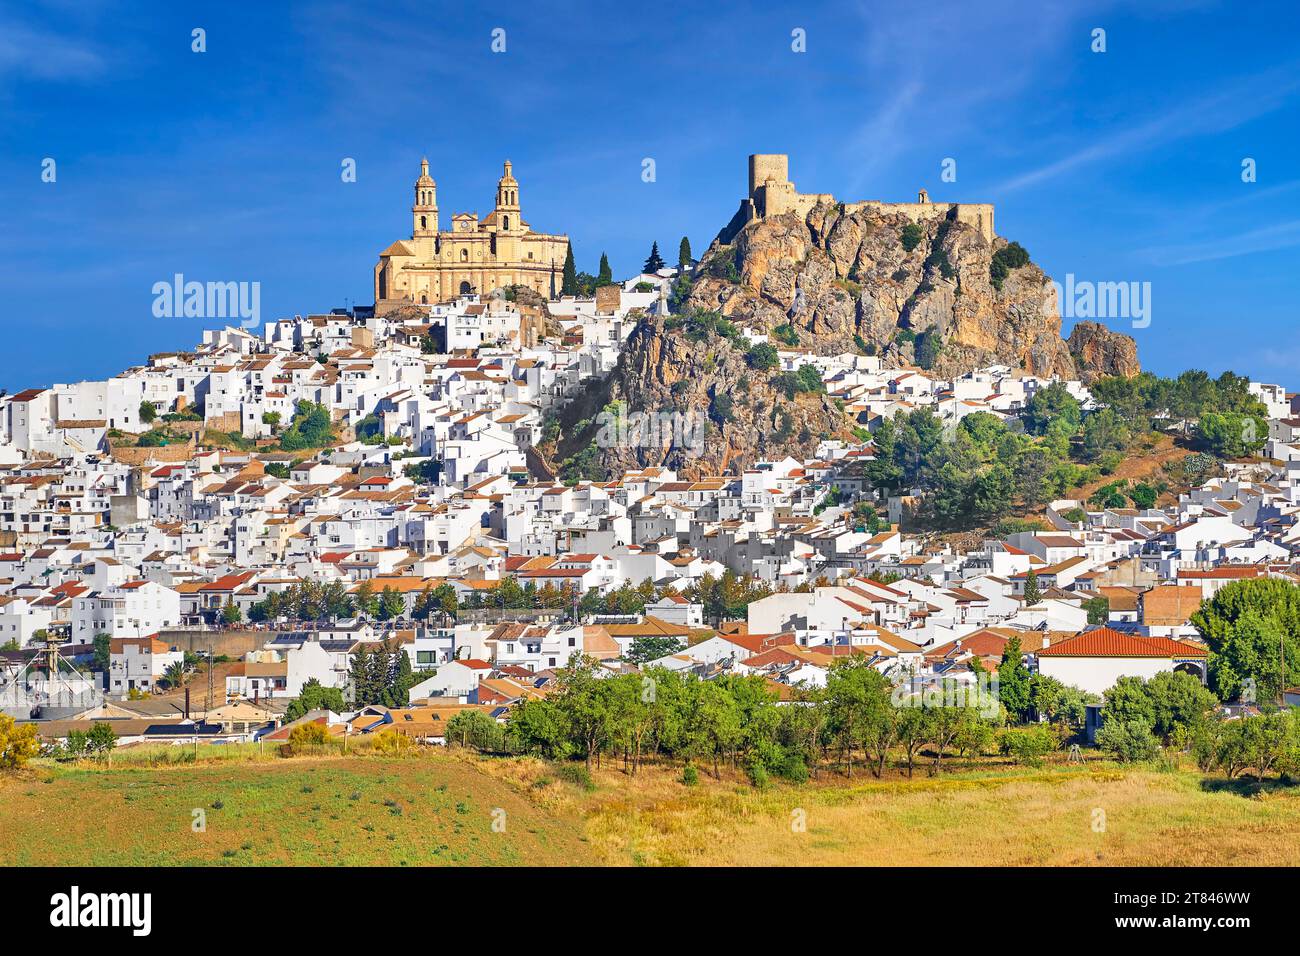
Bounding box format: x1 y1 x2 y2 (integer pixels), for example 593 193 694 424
159 628 265 657
742 153 996 244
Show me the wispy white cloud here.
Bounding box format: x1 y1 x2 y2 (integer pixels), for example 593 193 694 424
0 15 105 81
839 0 1092 192
1138 218 1300 266
994 66 1300 194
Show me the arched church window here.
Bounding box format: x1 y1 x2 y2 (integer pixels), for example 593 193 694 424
502 216 510 231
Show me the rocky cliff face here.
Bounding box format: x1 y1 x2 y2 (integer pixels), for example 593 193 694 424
559 201 1138 478
688 203 1137 380
1067 320 1141 382
586 315 855 478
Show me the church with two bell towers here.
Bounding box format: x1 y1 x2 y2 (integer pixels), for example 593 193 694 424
373 159 570 313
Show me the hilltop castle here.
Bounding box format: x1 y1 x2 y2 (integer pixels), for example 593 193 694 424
721 154 995 244
374 159 569 313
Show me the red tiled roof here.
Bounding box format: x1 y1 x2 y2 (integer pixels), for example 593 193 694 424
1037 627 1207 658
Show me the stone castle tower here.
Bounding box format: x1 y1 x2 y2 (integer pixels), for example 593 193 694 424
722 153 995 245
374 159 569 313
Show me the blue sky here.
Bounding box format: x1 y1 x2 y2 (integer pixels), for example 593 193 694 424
2 0 1298 387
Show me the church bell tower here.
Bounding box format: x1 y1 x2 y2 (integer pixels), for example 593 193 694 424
412 157 438 238
495 160 520 233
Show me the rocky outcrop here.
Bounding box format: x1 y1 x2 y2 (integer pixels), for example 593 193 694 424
581 315 855 478
1068 320 1141 382
555 200 1139 478
686 202 1137 381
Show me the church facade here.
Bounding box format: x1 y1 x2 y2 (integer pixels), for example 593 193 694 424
373 159 569 312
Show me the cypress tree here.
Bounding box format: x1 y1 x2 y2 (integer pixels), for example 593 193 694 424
678 236 692 269
348 645 371 706
366 642 390 706
1023 569 1041 606
597 252 613 286
561 242 579 296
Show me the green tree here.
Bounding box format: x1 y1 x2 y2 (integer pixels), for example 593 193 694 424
597 252 613 286
825 656 895 778
354 581 379 619
1103 675 1157 728
677 236 692 269
554 654 614 772
220 599 242 626
92 633 111 674
506 697 571 758
998 636 1032 721
1081 408 1131 462
746 342 780 371
1096 718 1159 763
1083 595 1110 625
348 645 375 706
86 722 118 755
447 710 509 751
1022 570 1041 607
1191 578 1300 702
561 242 578 296
138 400 157 424
998 724 1056 765
376 586 406 621
1197 411 1266 459
643 241 665 274
1146 669 1217 745
285 678 346 721
915 331 942 370
1024 382 1081 437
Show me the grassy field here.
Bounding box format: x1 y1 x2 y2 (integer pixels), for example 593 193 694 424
0 752 594 866
5 750 1300 866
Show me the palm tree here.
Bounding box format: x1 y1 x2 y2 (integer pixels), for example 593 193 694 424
163 660 189 689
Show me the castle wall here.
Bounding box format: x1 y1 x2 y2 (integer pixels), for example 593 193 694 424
847 200 995 243
744 154 995 244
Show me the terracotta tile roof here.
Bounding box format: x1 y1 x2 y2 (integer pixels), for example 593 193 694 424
1037 627 1207 658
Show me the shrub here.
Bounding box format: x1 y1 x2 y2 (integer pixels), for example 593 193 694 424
370 729 413 754
704 246 740 282
288 722 330 748
998 724 1057 766
1096 718 1160 763
772 323 800 347
0 713 39 770
901 223 923 252
990 241 1031 289
558 763 595 791
747 342 780 371
779 754 809 784
915 332 942 370
681 764 699 786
